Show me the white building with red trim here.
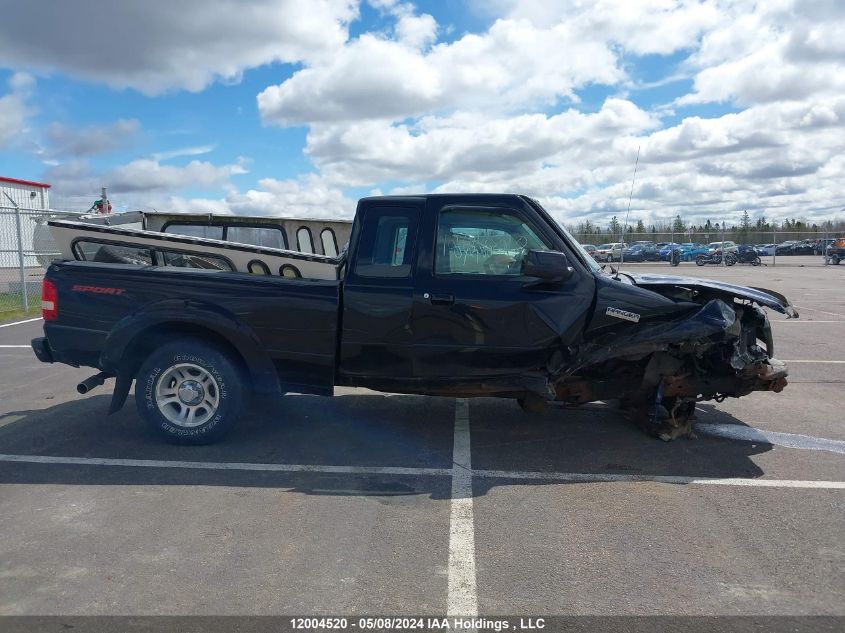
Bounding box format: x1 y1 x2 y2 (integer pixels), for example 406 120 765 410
1 176 52 268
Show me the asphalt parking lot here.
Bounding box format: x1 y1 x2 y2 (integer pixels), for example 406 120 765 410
0 259 843 617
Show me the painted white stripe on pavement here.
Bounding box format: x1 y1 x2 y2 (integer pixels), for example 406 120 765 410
447 398 479 619
0 453 451 477
795 306 845 318
783 360 845 364
0 453 842 490
771 320 844 323
695 422 845 455
0 345 31 348
0 317 41 328
473 470 845 489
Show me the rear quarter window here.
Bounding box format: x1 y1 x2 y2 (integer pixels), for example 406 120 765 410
74 241 153 266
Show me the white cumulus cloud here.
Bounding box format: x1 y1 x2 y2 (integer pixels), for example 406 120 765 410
0 73 34 148
0 0 359 95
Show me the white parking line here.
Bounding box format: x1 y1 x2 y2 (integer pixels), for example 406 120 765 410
0 453 451 477
783 360 845 364
795 305 845 318
447 398 479 619
0 345 30 348
472 470 845 489
771 320 844 323
0 453 843 492
0 317 41 328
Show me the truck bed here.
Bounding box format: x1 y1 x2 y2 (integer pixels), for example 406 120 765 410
43 260 341 395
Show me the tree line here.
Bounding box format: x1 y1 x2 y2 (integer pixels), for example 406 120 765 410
567 210 845 244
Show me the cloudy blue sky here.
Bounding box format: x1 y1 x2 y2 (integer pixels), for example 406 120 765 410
0 0 843 227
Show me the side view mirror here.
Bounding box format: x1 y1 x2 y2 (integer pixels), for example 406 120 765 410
522 249 574 283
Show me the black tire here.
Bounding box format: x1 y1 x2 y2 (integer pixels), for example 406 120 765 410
752 256 761 266
725 254 737 266
135 338 245 444
695 255 706 266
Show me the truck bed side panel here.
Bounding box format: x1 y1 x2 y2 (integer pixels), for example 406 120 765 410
44 261 339 394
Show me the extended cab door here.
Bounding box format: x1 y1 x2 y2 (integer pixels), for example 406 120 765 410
339 200 424 380
410 198 594 381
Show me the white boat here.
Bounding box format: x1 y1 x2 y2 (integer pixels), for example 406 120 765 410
41 211 353 281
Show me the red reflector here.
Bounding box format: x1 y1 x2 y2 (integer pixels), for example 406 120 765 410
42 279 58 321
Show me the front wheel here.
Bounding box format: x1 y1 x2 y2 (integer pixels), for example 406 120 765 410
695 255 706 266
725 254 737 266
752 256 761 266
135 339 245 444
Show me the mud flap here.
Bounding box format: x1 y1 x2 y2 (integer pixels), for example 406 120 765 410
108 371 134 415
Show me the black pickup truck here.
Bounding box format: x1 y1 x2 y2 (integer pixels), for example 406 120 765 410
32 194 797 443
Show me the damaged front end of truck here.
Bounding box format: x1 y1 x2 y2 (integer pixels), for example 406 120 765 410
551 273 796 440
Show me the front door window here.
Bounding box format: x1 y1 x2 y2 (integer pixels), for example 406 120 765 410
435 208 551 276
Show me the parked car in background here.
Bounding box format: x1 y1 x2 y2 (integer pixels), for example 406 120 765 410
621 244 661 262
815 239 835 255
826 237 845 264
631 240 654 247
581 244 598 258
658 243 682 260
789 241 815 255
595 242 626 262
775 241 798 255
708 241 738 253
755 244 776 256
677 243 710 262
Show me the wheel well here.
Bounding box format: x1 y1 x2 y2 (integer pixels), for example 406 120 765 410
121 323 251 384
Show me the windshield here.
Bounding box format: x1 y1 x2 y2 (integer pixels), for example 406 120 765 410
552 220 605 274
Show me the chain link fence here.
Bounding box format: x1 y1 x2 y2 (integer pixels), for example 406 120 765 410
0 205 84 318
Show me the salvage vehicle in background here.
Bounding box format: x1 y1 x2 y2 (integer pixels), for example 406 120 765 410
580 244 598 258
32 194 795 444
621 244 660 262
755 244 776 256
735 245 762 266
775 241 798 255
657 243 682 260
595 242 626 262
33 209 353 266
696 248 737 266
708 241 737 254
826 237 845 265
665 243 709 262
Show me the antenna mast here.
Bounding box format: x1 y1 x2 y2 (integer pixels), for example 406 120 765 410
617 145 640 274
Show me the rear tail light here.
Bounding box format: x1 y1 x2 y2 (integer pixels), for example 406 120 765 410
42 278 58 321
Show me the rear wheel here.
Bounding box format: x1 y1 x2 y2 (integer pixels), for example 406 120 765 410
752 256 761 266
695 255 706 266
135 339 245 444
